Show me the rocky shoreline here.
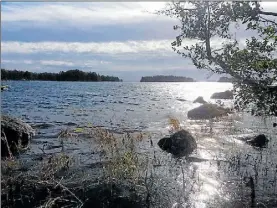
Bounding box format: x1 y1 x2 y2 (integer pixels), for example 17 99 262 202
1 89 276 208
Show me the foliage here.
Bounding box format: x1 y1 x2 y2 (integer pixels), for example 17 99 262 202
140 75 194 82
1 69 122 82
158 1 277 115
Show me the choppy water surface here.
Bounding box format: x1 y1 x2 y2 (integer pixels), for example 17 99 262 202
2 81 277 207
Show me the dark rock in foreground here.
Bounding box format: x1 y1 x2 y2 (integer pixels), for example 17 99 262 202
1 115 35 158
187 104 229 120
193 96 207 104
158 130 197 157
245 134 269 148
211 90 233 99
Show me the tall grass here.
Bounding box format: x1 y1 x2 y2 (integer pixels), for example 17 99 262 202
2 113 277 208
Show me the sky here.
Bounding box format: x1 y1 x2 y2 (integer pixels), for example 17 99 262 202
1 2 277 81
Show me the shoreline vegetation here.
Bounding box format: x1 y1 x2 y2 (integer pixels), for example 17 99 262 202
140 75 194 82
217 77 234 82
1 69 122 82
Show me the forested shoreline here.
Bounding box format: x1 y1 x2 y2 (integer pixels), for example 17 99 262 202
1 69 122 82
140 75 194 82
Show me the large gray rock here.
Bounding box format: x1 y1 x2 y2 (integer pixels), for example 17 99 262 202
245 134 269 148
193 96 207 104
158 130 197 157
187 104 229 120
1 115 35 158
211 90 233 99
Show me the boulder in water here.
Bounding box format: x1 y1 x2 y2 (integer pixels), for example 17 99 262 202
187 104 229 120
211 90 233 99
158 130 197 156
193 96 207 104
245 134 269 148
1 115 35 158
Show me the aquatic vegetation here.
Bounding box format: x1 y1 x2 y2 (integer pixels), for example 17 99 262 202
74 127 84 133
168 117 181 133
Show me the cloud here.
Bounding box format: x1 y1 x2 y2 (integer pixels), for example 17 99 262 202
1 2 179 42
1 2 171 27
1 37 231 55
2 2 275 82
1 40 173 54
40 60 74 67
1 59 111 68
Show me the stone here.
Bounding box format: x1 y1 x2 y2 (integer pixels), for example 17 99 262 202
193 96 207 104
245 134 269 148
158 130 197 156
211 90 233 99
187 104 229 120
1 115 35 158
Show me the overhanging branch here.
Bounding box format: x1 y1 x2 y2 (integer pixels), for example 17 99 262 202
258 11 277 17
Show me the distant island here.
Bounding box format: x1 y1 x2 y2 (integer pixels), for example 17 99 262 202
140 75 194 82
217 77 233 82
1 69 122 82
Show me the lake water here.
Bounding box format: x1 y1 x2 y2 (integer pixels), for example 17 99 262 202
2 81 234 132
2 81 277 207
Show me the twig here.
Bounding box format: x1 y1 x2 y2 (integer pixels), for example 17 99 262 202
53 179 84 208
2 131 13 159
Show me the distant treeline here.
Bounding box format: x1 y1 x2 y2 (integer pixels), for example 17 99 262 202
1 69 122 82
217 77 234 82
140 75 194 82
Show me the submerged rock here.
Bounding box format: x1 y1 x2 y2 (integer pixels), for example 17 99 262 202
193 96 207 104
177 98 187 102
211 90 233 99
158 130 197 156
1 115 35 158
187 104 229 120
245 134 269 148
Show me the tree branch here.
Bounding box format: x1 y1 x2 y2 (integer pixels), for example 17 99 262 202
209 56 259 87
259 16 277 26
258 11 277 17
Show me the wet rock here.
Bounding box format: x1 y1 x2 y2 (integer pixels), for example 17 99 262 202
44 145 63 150
65 122 77 126
193 96 207 104
211 90 233 99
32 123 54 129
177 98 187 102
245 134 269 148
1 115 35 158
158 130 197 156
187 104 229 120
